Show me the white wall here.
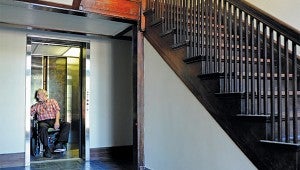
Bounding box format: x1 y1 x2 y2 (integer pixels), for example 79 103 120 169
144 39 257 170
0 26 133 154
0 27 26 154
245 0 300 30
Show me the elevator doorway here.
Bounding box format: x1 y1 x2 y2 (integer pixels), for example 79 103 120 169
25 36 90 164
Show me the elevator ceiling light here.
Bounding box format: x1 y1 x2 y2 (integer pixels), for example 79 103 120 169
40 0 73 6
63 47 80 57
33 44 70 56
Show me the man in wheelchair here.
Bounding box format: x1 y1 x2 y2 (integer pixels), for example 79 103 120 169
31 89 70 158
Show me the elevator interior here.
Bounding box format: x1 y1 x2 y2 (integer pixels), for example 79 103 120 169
29 37 85 162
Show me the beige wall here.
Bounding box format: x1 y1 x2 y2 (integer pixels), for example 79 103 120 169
144 39 257 170
0 26 133 154
245 0 300 30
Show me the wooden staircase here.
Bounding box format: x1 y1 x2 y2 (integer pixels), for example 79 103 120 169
144 0 300 169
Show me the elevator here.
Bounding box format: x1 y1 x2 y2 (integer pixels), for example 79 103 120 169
26 36 90 163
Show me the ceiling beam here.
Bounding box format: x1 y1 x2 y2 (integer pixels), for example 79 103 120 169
80 0 140 21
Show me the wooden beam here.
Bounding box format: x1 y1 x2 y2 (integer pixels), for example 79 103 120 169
140 0 146 31
80 0 141 21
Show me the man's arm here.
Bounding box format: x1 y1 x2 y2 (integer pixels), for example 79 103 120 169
30 104 36 117
54 111 60 130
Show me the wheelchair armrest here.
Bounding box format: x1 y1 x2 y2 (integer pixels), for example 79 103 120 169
48 128 60 133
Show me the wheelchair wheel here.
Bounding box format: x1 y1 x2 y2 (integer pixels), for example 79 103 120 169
31 137 40 157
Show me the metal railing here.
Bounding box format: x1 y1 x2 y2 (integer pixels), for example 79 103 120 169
146 0 300 144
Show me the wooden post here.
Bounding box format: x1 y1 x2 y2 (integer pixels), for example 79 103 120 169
136 28 145 170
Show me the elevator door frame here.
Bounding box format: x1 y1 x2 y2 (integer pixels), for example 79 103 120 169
25 36 90 166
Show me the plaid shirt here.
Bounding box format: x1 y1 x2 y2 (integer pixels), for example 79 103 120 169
31 99 60 121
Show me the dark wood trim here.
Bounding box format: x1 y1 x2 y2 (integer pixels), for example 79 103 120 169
90 146 133 161
137 29 145 170
132 25 138 170
0 152 25 168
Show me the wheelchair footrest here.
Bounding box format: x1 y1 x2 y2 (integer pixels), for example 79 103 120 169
53 148 66 152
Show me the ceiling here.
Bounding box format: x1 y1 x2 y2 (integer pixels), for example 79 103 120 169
0 0 134 38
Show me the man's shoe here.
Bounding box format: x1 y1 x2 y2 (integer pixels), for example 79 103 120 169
44 147 52 158
54 142 66 152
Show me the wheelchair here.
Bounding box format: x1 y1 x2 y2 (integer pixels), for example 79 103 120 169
31 118 63 157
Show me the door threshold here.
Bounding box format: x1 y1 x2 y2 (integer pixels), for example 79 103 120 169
30 157 82 164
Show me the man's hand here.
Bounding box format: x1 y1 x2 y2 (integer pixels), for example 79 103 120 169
54 121 60 130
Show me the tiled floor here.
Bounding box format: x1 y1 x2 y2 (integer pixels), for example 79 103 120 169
2 158 134 170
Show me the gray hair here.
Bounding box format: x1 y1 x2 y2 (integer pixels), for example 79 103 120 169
37 88 48 97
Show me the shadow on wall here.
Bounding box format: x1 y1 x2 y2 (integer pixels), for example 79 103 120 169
110 39 133 147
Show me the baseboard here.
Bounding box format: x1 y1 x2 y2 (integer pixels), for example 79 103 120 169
90 145 133 161
0 152 25 168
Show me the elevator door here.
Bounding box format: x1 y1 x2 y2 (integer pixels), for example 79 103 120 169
31 50 80 161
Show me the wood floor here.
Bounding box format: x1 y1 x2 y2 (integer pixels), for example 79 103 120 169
3 158 134 170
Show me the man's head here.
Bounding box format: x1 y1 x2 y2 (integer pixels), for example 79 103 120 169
36 88 48 102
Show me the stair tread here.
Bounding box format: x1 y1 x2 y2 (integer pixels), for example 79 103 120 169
198 72 298 79
175 39 258 50
215 91 300 96
163 18 222 27
235 114 270 121
236 114 300 119
235 72 298 78
176 30 240 38
184 55 271 64
260 140 300 151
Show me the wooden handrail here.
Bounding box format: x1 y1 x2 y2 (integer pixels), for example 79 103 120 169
228 0 300 45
